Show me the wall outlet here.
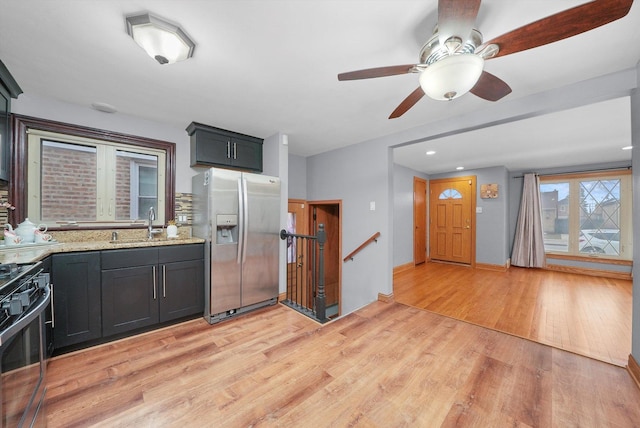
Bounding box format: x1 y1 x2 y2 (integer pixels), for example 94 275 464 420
370 201 376 211
476 207 483 213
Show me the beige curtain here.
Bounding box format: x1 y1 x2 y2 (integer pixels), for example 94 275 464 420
511 173 546 268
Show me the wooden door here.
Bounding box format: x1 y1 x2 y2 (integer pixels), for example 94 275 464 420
310 202 341 313
429 176 475 265
413 177 427 265
287 200 309 305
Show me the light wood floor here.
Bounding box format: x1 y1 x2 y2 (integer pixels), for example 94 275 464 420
45 300 640 427
394 262 632 366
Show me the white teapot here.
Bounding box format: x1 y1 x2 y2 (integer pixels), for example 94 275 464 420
7 218 47 244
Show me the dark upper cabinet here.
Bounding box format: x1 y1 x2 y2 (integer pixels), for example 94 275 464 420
51 252 102 349
0 60 23 182
187 122 263 172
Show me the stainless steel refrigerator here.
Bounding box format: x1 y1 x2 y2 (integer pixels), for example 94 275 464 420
192 167 281 324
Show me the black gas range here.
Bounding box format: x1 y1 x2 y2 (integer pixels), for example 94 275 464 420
0 263 43 329
0 261 51 427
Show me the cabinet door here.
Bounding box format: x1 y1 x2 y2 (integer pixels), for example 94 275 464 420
0 87 9 182
52 252 101 349
159 259 204 322
101 265 159 336
191 131 231 167
231 137 263 172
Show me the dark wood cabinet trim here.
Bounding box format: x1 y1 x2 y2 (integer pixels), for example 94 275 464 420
10 114 176 228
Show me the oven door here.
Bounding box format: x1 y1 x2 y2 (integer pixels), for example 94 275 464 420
0 285 50 428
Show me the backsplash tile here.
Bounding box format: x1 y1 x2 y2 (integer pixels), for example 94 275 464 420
0 185 9 227
175 192 192 225
0 185 193 237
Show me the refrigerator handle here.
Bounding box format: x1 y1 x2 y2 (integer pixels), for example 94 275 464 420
242 176 249 264
237 177 244 265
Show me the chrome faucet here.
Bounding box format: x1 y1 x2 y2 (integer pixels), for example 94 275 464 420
148 206 156 239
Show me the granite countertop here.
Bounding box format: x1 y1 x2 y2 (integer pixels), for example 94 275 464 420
0 237 205 265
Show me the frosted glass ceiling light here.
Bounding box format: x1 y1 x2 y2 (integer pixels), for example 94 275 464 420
419 54 484 101
126 13 195 65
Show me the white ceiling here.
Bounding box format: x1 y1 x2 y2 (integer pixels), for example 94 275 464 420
1 1 639 174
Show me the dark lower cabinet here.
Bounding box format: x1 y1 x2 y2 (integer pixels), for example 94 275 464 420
50 244 204 353
101 264 159 336
160 259 204 322
101 244 204 337
51 252 101 349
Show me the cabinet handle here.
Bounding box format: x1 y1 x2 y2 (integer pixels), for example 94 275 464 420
152 266 157 300
50 283 55 328
233 142 237 159
162 264 166 298
227 141 231 159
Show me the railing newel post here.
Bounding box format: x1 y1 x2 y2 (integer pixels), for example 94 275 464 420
316 223 327 322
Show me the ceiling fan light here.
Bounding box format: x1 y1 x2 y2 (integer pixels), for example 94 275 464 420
419 54 484 101
126 13 195 64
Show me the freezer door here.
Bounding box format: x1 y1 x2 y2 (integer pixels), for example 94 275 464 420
241 173 280 307
208 168 243 314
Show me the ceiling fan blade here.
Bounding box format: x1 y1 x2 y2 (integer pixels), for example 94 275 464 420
389 87 425 119
470 71 512 101
338 64 416 81
438 0 481 48
483 0 633 58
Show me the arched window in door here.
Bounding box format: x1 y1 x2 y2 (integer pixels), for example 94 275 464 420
439 189 462 199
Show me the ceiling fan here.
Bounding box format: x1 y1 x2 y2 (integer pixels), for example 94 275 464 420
338 0 634 119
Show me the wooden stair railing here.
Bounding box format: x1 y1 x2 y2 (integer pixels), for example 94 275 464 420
344 232 380 262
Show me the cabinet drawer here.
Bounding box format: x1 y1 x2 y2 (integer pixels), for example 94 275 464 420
101 247 158 269
159 243 204 263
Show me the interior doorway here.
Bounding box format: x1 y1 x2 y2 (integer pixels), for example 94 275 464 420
287 200 310 307
308 200 342 318
429 176 476 265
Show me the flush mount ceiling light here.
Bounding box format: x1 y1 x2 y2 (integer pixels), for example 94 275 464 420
125 13 195 65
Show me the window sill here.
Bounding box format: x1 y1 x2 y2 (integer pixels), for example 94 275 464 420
545 252 632 266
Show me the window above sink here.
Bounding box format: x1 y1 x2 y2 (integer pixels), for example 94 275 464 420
11 115 175 230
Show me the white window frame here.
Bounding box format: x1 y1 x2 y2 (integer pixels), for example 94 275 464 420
129 158 158 220
539 170 632 260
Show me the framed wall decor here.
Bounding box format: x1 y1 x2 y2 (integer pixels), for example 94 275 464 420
481 183 499 199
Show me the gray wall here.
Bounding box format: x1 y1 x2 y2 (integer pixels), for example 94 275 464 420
431 166 510 266
262 133 289 295
288 153 307 200
307 140 393 314
393 164 428 267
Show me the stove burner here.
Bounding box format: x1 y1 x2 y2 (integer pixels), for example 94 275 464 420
0 263 18 279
